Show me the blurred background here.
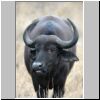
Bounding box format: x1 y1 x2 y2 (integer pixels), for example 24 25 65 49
16 2 83 98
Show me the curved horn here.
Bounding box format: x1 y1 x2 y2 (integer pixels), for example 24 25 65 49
61 18 79 48
23 18 79 49
28 33 78 49
23 19 39 47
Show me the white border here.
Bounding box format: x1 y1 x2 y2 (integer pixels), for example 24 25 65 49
0 1 1 99
0 1 84 99
1 0 99 1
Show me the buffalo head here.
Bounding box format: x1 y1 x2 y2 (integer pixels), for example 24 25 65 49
23 16 79 76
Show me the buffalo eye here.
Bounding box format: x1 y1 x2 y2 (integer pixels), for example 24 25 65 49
47 49 52 53
30 48 36 59
47 48 57 54
30 48 36 54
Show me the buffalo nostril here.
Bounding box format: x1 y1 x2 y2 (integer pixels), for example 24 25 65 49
32 62 43 70
38 64 42 68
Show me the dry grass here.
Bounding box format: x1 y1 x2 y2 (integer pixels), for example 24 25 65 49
16 2 83 98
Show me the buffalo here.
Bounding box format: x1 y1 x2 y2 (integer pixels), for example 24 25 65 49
23 16 79 98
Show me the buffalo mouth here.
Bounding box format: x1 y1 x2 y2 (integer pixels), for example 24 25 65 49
33 68 48 75
35 70 43 74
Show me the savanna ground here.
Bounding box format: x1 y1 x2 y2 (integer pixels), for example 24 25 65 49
16 2 83 98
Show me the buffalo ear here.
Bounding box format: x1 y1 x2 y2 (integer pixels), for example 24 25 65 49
61 50 79 62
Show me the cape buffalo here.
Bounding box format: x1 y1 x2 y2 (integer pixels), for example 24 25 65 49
23 16 79 98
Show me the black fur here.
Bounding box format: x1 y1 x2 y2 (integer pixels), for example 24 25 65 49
23 16 79 98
